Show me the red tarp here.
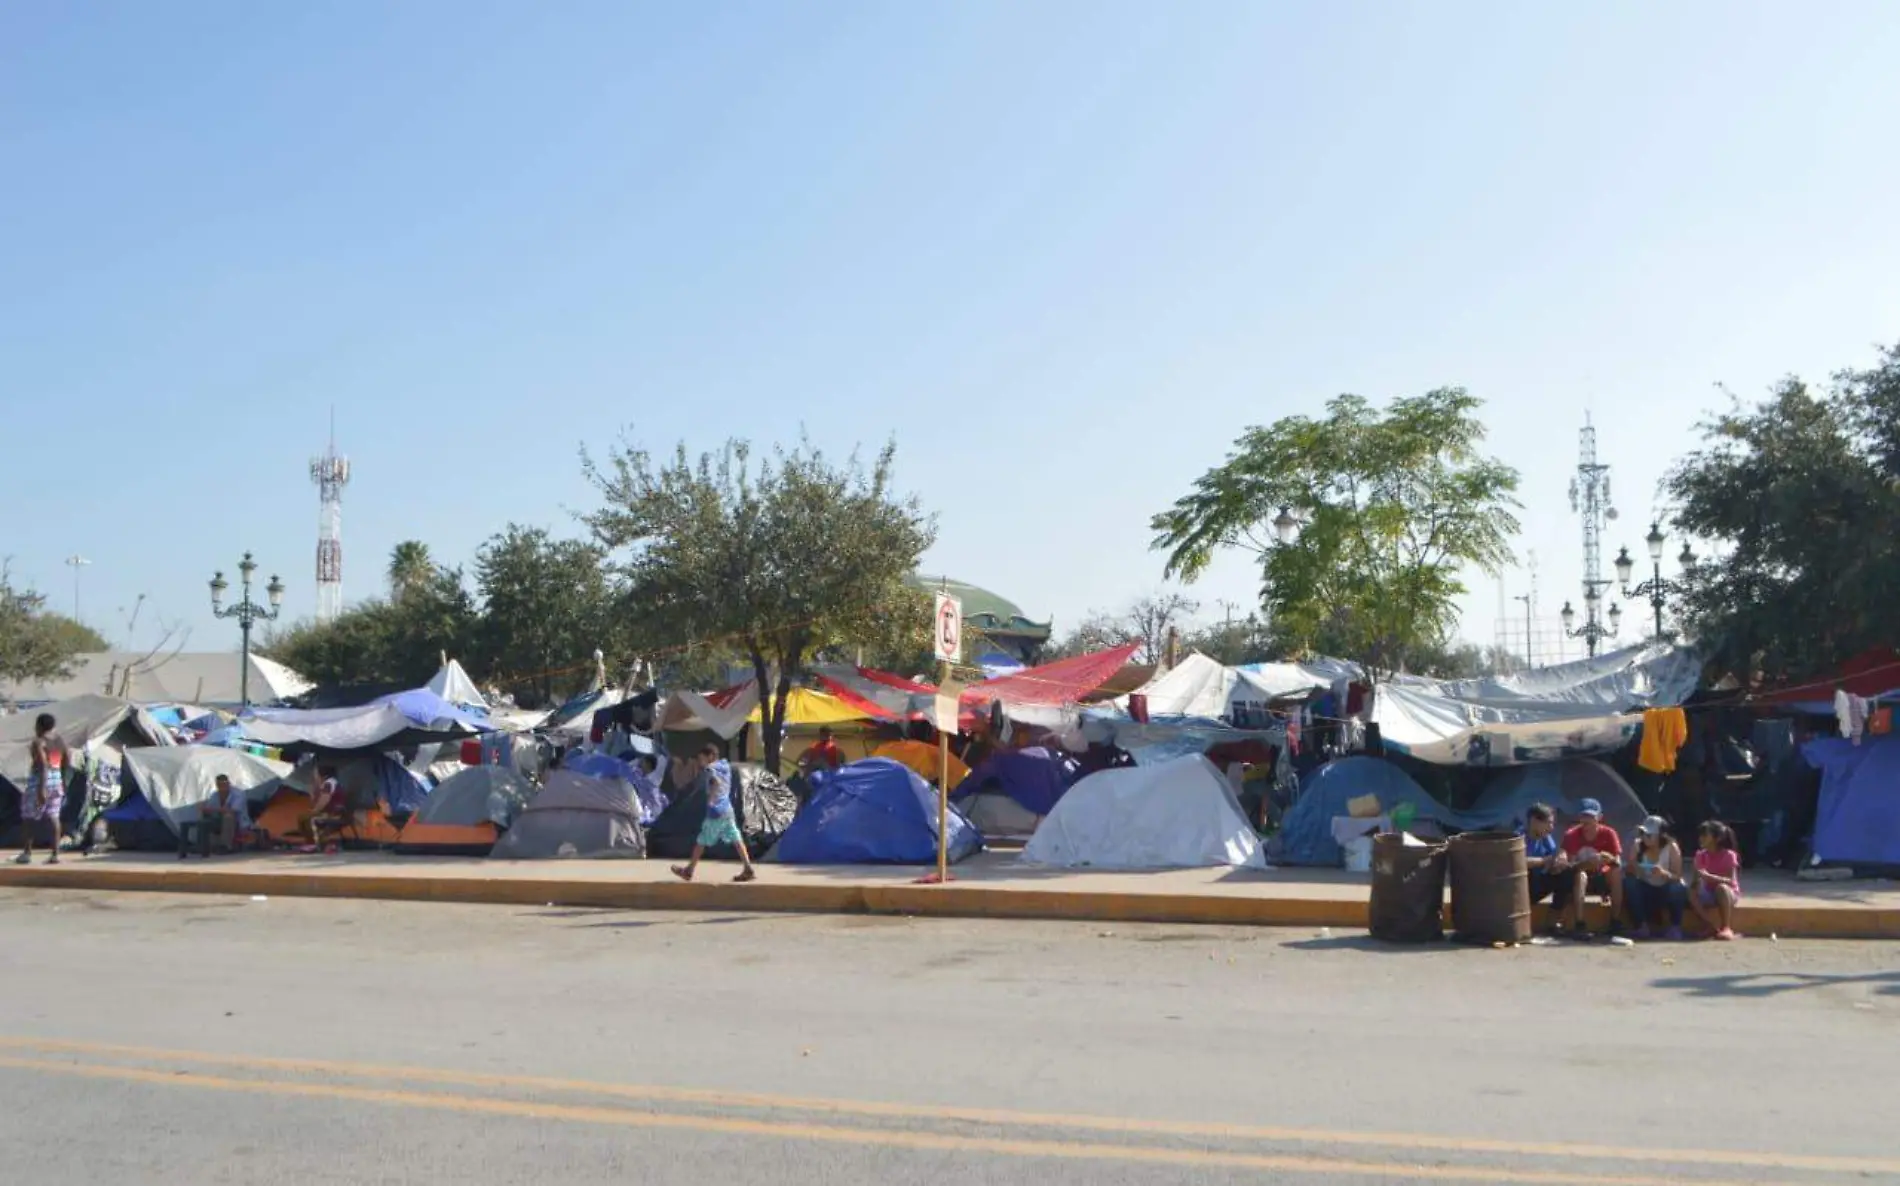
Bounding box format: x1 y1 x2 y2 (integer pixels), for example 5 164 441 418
808 676 899 721
960 642 1143 709
1757 648 1900 705
853 667 937 694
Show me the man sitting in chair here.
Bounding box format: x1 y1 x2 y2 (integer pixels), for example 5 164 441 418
298 765 350 851
179 774 249 859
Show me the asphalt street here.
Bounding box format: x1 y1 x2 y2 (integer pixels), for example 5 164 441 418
0 889 1894 1184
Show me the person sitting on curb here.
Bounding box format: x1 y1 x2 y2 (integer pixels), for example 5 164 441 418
1519 804 1565 930
180 774 249 860
1690 820 1744 941
1555 798 1625 940
1624 815 1686 940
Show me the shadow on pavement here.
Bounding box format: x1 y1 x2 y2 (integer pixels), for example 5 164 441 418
1649 970 1900 998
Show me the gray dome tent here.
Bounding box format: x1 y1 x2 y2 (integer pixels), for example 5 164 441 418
487 769 645 860
1467 759 1648 838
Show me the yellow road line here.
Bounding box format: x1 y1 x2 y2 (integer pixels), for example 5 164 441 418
0 1036 1885 1178
0 1054 1697 1186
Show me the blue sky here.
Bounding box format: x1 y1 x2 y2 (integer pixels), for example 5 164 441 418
4 1 1898 661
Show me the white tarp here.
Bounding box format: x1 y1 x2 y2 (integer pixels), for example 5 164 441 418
1370 643 1696 766
240 703 425 750
1021 755 1267 870
660 684 759 739
1120 653 1361 719
426 659 488 711
0 652 313 707
123 746 291 837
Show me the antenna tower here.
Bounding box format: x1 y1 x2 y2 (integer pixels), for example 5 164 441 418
1566 415 1617 656
310 412 351 623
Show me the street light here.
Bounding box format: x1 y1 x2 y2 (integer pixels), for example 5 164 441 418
1560 588 1622 655
1618 523 1695 640
209 552 285 709
1272 506 1299 545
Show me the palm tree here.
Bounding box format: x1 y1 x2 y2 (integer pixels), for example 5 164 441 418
387 541 435 602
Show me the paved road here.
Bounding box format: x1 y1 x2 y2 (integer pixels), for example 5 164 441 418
0 889 1893 1184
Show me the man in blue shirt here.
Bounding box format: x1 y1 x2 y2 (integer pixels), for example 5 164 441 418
1520 803 1565 930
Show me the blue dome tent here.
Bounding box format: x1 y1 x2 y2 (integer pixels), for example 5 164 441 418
774 758 983 865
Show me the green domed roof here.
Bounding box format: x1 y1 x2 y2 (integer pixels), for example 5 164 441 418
908 575 1050 635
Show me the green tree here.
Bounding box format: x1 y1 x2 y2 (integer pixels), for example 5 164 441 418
584 438 935 772
1046 592 1199 665
475 525 622 707
265 565 478 690
0 564 105 686
387 540 436 603
1152 388 1520 678
1664 343 1900 684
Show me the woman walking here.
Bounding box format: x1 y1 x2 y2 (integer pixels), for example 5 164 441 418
16 714 68 865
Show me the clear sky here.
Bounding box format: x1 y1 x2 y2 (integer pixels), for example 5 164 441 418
5 1 1898 661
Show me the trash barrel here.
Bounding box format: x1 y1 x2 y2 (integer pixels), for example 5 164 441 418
1368 832 1447 943
1447 830 1533 944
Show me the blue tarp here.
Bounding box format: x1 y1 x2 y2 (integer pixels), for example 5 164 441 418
101 788 161 823
368 752 433 818
1803 737 1900 867
775 758 983 865
1279 757 1453 866
953 747 1077 816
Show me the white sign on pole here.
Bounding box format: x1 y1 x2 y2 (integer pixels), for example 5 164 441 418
932 593 963 664
930 678 965 733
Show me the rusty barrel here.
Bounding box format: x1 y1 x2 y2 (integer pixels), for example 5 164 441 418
1368 832 1447 943
1448 830 1533 944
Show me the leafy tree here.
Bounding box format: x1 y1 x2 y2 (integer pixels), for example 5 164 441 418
584 438 935 772
0 564 104 687
475 525 622 707
1046 592 1200 665
1182 613 1276 667
387 540 436 603
265 565 478 690
1664 344 1900 684
1152 388 1519 678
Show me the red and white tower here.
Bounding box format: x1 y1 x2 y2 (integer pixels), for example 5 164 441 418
310 416 351 623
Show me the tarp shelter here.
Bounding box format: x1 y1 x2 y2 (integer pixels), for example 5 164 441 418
426 659 488 711
1756 649 1900 713
811 666 937 717
1020 755 1266 870
119 746 290 846
872 740 971 790
0 694 174 844
1403 643 1702 713
1278 757 1451 867
249 753 424 846
773 758 983 865
1120 653 1359 719
1467 760 1648 839
242 689 488 752
1802 736 1900 869
488 769 646 859
646 762 797 860
660 682 758 739
396 765 536 855
747 686 892 727
961 643 1144 722
0 651 313 708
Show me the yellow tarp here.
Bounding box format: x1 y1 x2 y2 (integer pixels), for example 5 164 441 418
873 740 971 789
747 686 880 727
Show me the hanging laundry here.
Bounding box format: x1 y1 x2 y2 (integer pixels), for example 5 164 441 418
1836 689 1870 744
1636 707 1690 773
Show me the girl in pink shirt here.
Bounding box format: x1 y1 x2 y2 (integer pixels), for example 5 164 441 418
1690 820 1743 941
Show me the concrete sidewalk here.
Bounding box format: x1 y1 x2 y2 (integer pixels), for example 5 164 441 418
3 849 1897 938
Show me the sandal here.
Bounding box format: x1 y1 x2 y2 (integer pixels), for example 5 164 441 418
13 852 30 865
670 865 694 882
733 868 757 883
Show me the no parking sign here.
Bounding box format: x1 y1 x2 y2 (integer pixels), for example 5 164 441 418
932 593 962 664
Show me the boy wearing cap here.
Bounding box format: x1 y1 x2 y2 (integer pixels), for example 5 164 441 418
1556 799 1625 939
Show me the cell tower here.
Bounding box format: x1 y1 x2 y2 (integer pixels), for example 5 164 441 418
310 414 351 623
1567 415 1617 656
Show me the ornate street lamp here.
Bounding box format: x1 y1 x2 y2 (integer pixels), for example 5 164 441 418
1615 523 1696 640
210 552 285 709
1561 589 1622 655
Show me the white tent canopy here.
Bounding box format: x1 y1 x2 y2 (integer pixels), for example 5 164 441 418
0 694 173 787
0 651 312 708
427 659 488 711
1121 653 1360 719
1021 755 1268 870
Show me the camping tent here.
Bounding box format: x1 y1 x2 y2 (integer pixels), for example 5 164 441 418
564 751 668 824
773 758 983 865
1020 755 1266 869
952 747 1076 839
646 762 796 860
1466 760 1648 839
396 765 536 855
119 747 291 847
0 694 174 845
488 769 646 859
426 659 488 711
1802 736 1900 869
1278 757 1452 867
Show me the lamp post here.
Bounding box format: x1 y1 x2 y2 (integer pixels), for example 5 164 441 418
210 553 285 709
1560 590 1622 657
1614 523 1696 641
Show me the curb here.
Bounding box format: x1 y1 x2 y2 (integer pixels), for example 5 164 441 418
4 865 1896 938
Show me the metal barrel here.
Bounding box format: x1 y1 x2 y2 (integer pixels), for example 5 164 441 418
1368 832 1447 943
1448 830 1533 944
